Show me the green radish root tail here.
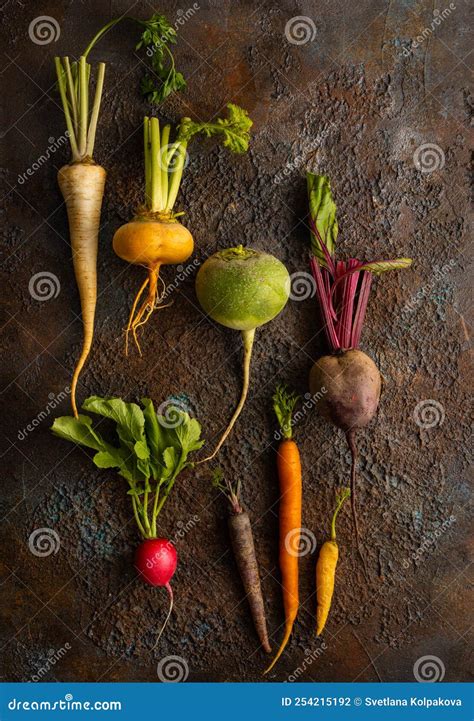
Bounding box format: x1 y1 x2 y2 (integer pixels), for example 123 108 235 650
197 328 255 463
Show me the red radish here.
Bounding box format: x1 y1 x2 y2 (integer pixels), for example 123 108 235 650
135 538 178 647
52 397 204 648
135 538 177 588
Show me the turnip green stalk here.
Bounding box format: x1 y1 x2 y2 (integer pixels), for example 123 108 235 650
55 55 107 418
307 173 413 569
113 104 253 355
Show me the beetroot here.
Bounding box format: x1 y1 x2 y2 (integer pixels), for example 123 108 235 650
306 173 412 568
309 349 381 432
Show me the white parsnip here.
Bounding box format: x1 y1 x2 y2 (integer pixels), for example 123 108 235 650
55 56 106 416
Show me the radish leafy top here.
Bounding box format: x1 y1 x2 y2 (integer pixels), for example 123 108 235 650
307 173 413 353
52 396 203 538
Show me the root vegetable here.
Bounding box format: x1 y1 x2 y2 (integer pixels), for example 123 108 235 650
264 386 301 675
315 488 350 635
115 106 252 355
54 56 106 417
196 246 290 462
213 469 271 652
306 173 412 565
52 396 204 646
135 538 177 646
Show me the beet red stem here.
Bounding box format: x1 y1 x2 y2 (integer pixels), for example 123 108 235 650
310 256 340 352
351 272 373 348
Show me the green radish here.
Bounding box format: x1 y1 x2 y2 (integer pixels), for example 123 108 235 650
195 245 290 461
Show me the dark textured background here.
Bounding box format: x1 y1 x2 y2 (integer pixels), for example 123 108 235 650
1 0 472 684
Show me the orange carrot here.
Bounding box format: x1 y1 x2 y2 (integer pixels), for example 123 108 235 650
264 385 301 674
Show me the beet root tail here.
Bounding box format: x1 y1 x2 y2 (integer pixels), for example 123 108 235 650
346 430 369 579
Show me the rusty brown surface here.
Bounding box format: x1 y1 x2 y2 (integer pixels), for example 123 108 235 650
1 0 472 684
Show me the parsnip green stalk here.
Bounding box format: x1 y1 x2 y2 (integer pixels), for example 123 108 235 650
55 56 106 417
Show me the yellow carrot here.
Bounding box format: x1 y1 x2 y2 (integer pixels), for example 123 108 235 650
315 487 350 636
